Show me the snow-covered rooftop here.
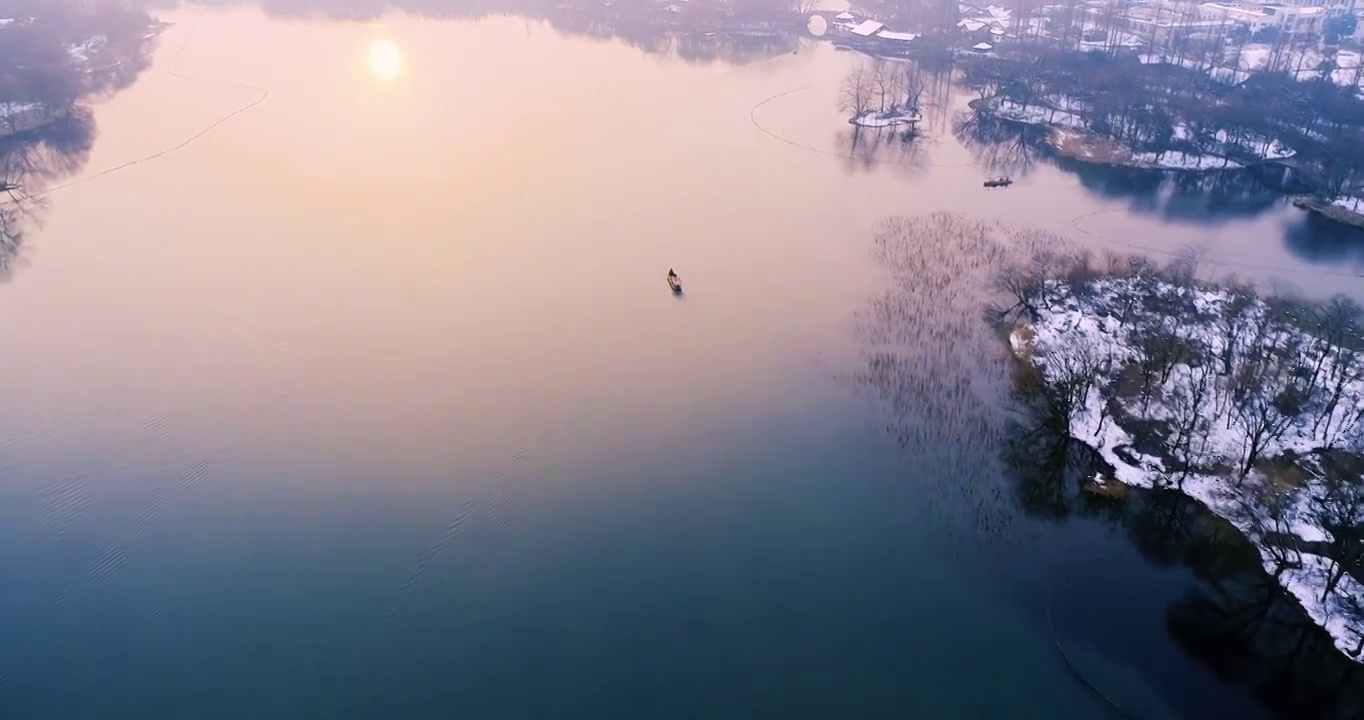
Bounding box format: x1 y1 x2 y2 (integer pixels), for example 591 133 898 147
835 11 855 20
878 30 919 42
850 19 885 37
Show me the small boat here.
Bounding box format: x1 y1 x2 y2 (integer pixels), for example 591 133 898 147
984 177 1013 188
668 273 682 293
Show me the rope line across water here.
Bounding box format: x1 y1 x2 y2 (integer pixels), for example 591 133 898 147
21 15 270 203
747 84 976 169
1045 601 1142 720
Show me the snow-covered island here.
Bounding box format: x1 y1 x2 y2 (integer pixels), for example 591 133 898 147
1005 256 1364 662
839 57 926 135
851 107 922 128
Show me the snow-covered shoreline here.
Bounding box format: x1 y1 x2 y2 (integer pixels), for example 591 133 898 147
1011 276 1364 662
1293 195 1364 230
972 96 1296 172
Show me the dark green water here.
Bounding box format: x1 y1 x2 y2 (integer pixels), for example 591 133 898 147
2 5 1362 718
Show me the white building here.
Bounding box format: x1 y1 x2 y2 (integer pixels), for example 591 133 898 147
849 19 885 37
1259 0 1354 20
1199 2 1328 33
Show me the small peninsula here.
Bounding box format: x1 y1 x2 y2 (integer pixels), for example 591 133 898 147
1004 253 1364 661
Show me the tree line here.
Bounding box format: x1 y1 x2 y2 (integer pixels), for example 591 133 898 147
838 57 929 121
959 41 1364 195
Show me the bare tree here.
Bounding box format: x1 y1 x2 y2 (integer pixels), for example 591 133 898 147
1234 380 1302 481
870 58 895 113
1214 282 1258 377
1162 246 1206 286
1314 358 1364 451
1340 590 1364 658
991 261 1046 319
1169 360 1215 485
1134 327 1188 412
1310 471 1364 601
1236 474 1303 576
838 61 875 120
1048 341 1104 427
896 61 927 112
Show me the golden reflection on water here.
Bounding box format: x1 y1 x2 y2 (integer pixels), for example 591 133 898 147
367 38 403 81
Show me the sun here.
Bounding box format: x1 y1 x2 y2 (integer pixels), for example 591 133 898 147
367 38 403 81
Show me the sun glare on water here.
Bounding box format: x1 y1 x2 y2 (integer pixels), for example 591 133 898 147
367 38 403 81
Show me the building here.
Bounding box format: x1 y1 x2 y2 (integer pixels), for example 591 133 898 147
1199 2 1328 33
1255 0 1355 20
849 19 885 37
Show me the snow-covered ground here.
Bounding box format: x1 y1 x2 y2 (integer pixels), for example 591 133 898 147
991 98 1087 129
1126 150 1242 171
1243 136 1295 161
1332 196 1364 213
983 93 1296 169
1014 277 1364 661
67 35 106 64
851 107 921 127
0 102 40 115
1047 127 1249 171
1213 44 1364 89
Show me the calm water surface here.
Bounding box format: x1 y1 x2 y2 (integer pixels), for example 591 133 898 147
2 6 1362 718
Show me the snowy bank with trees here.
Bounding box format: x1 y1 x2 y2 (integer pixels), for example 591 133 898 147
1005 256 1364 661
956 42 1364 185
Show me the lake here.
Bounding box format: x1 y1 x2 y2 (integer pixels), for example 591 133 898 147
1 4 1362 718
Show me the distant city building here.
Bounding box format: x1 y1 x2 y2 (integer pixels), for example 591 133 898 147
1255 0 1354 20
1199 2 1327 33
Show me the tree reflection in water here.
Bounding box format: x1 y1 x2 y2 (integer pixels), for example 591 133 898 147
1282 213 1364 268
851 213 1071 551
952 110 1048 178
952 107 1285 224
0 3 157 279
832 65 954 177
1057 157 1283 224
0 107 97 280
833 125 928 177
